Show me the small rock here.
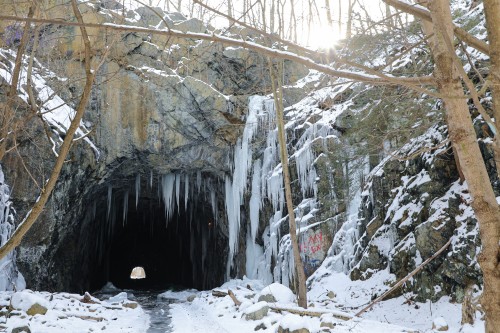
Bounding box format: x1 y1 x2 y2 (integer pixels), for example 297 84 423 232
432 317 449 331
243 301 269 321
187 295 196 302
277 314 310 333
320 321 336 329
277 326 310 333
122 302 138 309
326 291 336 299
11 326 31 333
257 283 295 303
26 303 48 316
254 323 267 331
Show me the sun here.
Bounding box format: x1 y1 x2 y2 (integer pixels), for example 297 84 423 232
304 24 341 50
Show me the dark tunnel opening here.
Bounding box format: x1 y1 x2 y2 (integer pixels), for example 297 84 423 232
70 173 229 293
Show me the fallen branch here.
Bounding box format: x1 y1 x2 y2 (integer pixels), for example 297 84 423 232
270 305 352 321
355 237 452 317
228 289 242 306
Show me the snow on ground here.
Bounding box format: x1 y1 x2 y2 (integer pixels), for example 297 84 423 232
166 276 484 333
307 270 485 333
0 289 148 333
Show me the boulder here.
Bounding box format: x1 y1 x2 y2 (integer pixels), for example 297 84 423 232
11 326 31 333
10 291 49 316
243 301 269 321
257 283 295 303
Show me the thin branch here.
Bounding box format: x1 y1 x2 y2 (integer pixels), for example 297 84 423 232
382 0 489 55
0 1 103 260
355 237 452 317
0 14 438 94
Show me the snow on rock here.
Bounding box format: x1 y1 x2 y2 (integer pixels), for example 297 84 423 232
107 291 128 303
0 49 100 158
243 301 269 320
257 283 296 304
159 289 199 301
433 317 449 331
10 290 49 314
277 313 313 333
0 290 148 333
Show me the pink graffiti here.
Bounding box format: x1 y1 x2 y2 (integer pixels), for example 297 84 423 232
300 231 323 254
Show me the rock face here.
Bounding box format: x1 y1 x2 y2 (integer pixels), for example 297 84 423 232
0 0 486 304
350 124 483 301
0 1 309 291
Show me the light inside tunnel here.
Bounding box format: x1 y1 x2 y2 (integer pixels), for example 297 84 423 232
130 267 146 279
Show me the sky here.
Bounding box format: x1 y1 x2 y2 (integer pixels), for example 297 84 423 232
122 0 387 48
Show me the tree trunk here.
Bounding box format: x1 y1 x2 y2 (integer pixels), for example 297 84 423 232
269 61 308 308
270 0 275 33
346 0 353 38
338 0 342 36
325 0 333 27
484 0 500 179
427 1 500 332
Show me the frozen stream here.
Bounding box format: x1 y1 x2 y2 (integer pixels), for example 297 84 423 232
131 291 173 333
96 288 176 333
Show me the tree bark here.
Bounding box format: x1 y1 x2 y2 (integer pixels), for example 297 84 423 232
427 1 500 332
484 0 500 181
269 61 308 308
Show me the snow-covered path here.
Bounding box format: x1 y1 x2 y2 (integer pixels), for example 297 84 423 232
170 301 231 333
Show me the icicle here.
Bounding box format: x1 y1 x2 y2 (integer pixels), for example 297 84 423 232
196 171 202 192
135 174 140 208
210 186 217 220
225 96 264 274
150 170 153 189
123 190 129 225
249 160 262 242
106 186 112 221
175 174 181 211
184 174 189 210
161 174 176 221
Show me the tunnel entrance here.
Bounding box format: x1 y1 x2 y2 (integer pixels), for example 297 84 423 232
74 172 229 292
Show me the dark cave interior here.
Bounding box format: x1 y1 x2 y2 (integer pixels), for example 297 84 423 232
59 174 229 293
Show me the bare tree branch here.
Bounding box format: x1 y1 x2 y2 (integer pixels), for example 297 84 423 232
383 0 489 55
0 14 438 94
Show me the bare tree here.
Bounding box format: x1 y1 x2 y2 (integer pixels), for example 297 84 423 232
0 0 107 260
418 1 500 331
269 60 308 308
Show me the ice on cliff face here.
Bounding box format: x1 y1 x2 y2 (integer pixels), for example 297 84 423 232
0 165 26 291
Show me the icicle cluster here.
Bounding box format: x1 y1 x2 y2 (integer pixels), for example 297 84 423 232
225 95 329 283
0 166 26 291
